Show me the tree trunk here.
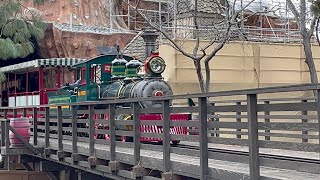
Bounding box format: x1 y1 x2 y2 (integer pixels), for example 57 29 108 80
302 34 319 84
204 60 210 93
194 60 205 92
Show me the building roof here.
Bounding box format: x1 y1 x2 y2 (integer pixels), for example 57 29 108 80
0 58 86 73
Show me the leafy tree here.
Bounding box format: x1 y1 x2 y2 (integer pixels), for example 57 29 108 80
0 0 47 82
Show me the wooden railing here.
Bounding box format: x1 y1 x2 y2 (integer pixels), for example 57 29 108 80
0 83 319 180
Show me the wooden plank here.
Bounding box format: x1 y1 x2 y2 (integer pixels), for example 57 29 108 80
140 107 162 114
33 107 38 146
89 105 95 156
207 137 320 152
133 102 141 166
264 101 270 141
301 100 308 143
198 97 208 180
72 106 77 153
109 104 116 161
57 106 63 151
171 106 198 113
317 90 320 155
45 107 50 148
162 100 171 172
247 94 260 180
259 122 319 131
236 102 241 139
257 102 317 112
206 130 319 139
13 108 17 118
23 108 27 117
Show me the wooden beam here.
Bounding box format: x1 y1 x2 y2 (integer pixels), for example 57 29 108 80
198 97 208 180
162 100 171 172
133 102 140 166
247 94 260 180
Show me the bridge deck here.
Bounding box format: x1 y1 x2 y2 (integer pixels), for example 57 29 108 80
33 137 319 180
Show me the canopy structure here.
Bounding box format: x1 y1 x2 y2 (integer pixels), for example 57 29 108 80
0 58 86 73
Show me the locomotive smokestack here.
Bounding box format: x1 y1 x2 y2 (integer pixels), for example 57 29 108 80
141 29 159 59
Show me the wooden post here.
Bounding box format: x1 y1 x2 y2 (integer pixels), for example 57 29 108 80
1 110 8 146
198 97 208 180
109 104 116 161
72 106 78 153
264 101 270 141
1 121 5 147
45 107 50 148
13 108 17 118
210 102 216 137
162 100 171 172
316 90 320 157
57 106 62 151
33 107 38 146
39 67 44 105
88 105 95 156
301 100 308 142
133 102 141 165
57 66 61 88
247 94 260 180
23 108 27 117
236 102 242 139
5 119 10 151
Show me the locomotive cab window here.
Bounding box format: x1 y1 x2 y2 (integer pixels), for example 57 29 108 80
91 64 102 84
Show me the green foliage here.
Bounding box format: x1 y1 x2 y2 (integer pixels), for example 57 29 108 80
0 0 47 60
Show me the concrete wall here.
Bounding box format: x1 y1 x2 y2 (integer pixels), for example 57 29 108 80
160 40 320 96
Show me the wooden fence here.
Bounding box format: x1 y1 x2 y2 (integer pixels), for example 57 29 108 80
0 83 319 180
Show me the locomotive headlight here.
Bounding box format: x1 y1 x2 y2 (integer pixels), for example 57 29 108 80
148 57 166 74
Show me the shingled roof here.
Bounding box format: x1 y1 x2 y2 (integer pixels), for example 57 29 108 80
122 32 159 62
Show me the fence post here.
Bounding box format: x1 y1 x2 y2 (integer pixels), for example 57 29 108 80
1 109 8 147
57 106 62 151
72 106 77 153
198 97 208 180
301 100 308 142
162 100 171 172
316 90 320 157
13 108 17 118
45 107 50 148
236 101 241 139
247 94 260 180
0 120 5 147
33 107 38 146
88 105 95 156
23 108 27 117
264 101 270 141
5 119 10 151
133 102 141 166
109 104 116 161
210 102 215 137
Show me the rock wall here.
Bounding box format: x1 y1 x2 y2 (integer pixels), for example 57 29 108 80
23 0 134 59
25 0 127 29
37 24 135 59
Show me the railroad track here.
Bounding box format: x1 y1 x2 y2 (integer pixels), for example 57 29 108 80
173 144 320 164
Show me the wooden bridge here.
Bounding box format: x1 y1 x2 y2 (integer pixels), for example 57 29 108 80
0 84 319 180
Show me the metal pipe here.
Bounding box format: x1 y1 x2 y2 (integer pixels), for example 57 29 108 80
141 29 159 58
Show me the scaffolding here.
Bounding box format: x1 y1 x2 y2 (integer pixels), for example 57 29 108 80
117 0 317 43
